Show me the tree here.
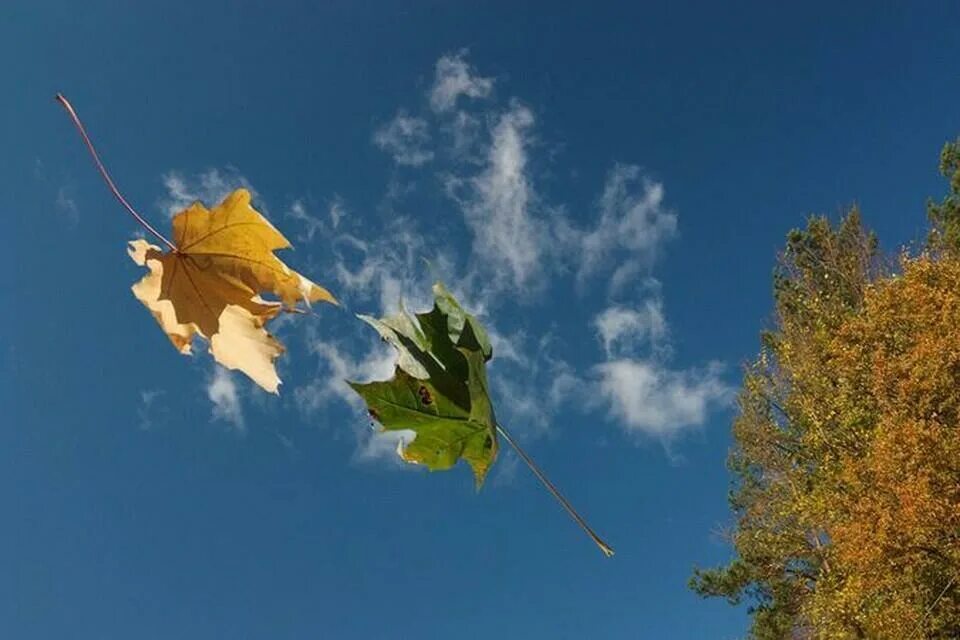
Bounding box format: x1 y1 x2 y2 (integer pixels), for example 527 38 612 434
927 137 960 255
692 142 960 638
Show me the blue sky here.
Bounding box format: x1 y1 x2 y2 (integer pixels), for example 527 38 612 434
4 2 960 638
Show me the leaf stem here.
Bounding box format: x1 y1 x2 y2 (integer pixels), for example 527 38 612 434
496 423 614 557
55 93 177 252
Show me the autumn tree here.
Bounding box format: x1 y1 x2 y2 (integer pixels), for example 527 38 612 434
692 142 960 638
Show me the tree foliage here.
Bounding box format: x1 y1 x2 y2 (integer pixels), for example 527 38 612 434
928 138 960 255
692 143 960 638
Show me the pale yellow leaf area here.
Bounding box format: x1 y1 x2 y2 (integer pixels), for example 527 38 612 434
128 188 336 392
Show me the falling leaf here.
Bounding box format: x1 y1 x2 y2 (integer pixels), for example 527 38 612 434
129 188 336 392
348 282 498 486
57 91 612 556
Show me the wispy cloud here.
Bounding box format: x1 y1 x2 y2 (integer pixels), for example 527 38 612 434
593 299 668 357
285 199 325 243
136 389 166 431
160 168 256 217
429 50 494 113
148 51 731 460
34 159 80 226
570 164 677 293
445 111 484 160
294 331 415 465
328 195 346 228
280 193 348 246
434 105 675 301
373 111 434 167
365 51 732 449
295 337 394 414
207 366 245 431
55 187 80 225
446 102 547 293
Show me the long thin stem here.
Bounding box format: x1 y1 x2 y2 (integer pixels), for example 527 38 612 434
55 93 177 252
496 423 614 557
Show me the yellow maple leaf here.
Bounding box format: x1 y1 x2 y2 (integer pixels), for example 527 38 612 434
128 188 336 393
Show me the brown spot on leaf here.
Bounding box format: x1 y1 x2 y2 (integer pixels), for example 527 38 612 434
418 385 433 405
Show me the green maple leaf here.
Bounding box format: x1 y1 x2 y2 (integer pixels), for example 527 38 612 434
349 282 615 556
348 282 499 487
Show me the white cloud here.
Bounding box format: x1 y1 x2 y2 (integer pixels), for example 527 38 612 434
448 103 546 292
136 389 165 431
323 192 459 322
328 195 346 228
373 112 433 166
576 164 677 292
490 375 556 436
608 260 644 294
447 111 483 159
594 360 732 438
160 168 257 218
286 199 325 242
486 327 524 366
55 187 79 225
208 366 245 431
588 288 729 443
438 116 674 299
429 50 494 113
332 227 435 315
294 335 415 466
33 160 80 226
593 299 668 357
482 331 578 439
295 339 395 414
549 368 580 408
354 428 417 466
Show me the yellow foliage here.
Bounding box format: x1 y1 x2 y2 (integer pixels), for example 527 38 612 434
812 256 960 637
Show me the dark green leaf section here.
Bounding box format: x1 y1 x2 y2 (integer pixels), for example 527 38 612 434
348 283 498 486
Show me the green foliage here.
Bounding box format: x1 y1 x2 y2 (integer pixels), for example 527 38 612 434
773 207 878 328
927 138 960 254
348 282 499 487
691 210 879 638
